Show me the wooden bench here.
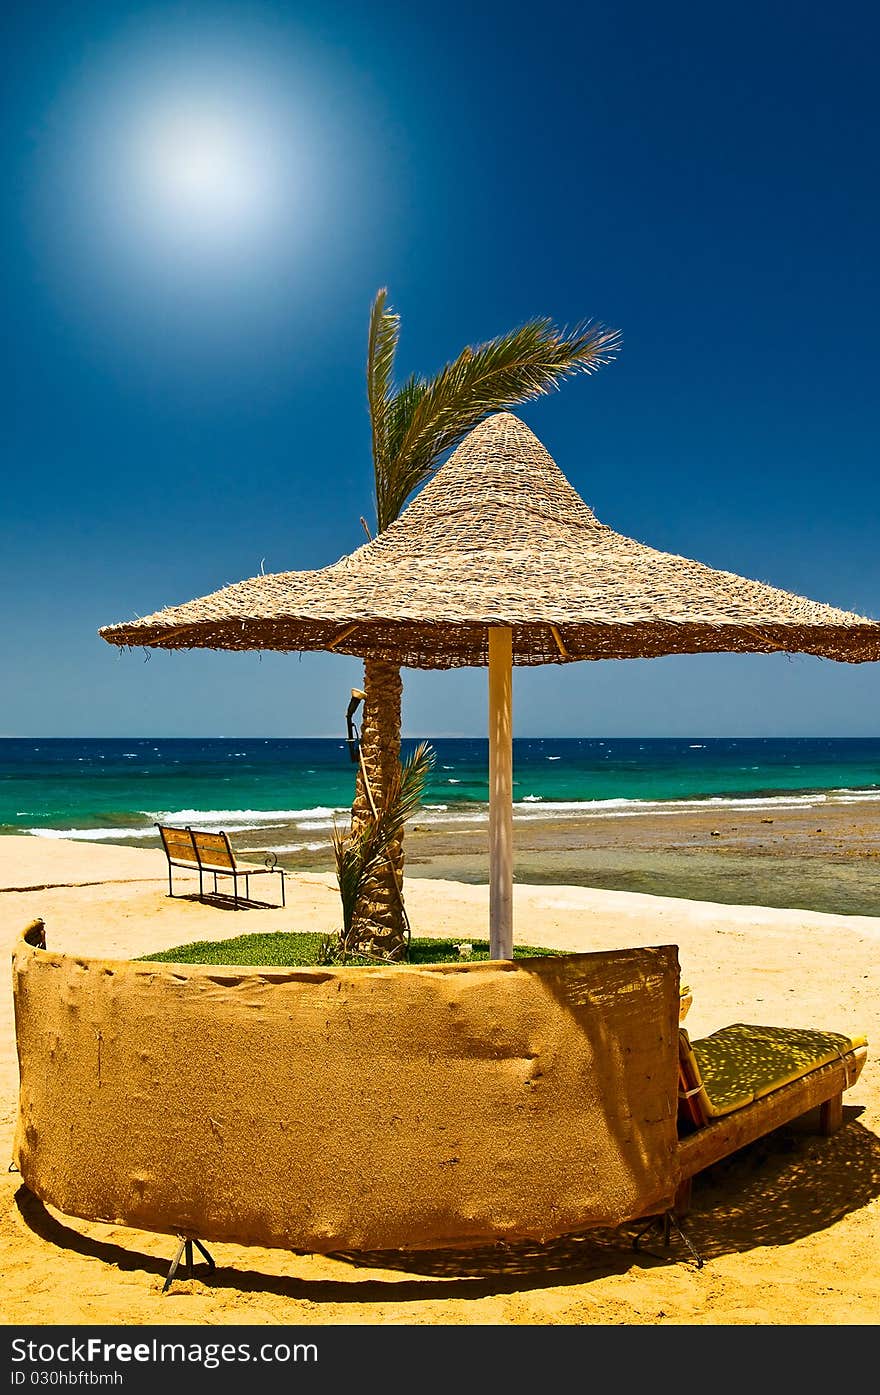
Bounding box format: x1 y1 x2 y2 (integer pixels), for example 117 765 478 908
156 824 286 908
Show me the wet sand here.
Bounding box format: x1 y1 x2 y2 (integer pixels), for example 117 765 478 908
254 800 880 918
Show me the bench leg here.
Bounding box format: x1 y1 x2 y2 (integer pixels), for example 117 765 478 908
819 1092 844 1135
168 865 174 898
280 871 285 907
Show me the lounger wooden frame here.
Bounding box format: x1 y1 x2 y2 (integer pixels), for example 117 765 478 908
675 1043 867 1212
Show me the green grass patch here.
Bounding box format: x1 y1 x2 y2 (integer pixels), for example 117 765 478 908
137 931 563 968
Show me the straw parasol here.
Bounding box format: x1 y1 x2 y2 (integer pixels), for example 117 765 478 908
100 412 880 955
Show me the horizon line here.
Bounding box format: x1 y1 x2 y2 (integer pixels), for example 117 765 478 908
2 733 879 742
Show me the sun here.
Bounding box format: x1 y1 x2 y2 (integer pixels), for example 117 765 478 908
133 101 274 237
43 33 330 299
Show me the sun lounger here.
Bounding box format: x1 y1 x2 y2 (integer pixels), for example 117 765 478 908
674 1021 867 1213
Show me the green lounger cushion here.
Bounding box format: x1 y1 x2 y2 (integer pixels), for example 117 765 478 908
683 1023 867 1119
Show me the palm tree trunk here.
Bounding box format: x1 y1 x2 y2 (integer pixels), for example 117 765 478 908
349 658 407 957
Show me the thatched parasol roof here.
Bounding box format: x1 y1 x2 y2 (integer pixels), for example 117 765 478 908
99 412 880 667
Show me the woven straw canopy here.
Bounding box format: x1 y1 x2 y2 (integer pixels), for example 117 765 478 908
100 413 880 667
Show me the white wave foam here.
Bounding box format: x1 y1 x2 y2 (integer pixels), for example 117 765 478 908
508 790 880 819
29 786 880 846
26 826 157 841
149 806 348 827
265 841 328 854
509 794 824 812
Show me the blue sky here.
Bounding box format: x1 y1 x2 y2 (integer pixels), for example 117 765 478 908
3 0 879 737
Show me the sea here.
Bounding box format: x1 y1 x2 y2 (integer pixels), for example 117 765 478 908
3 735 879 850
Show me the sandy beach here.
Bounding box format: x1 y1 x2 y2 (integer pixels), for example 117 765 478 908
1 831 879 1327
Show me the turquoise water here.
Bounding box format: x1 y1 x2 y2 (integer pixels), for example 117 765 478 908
2 736 879 849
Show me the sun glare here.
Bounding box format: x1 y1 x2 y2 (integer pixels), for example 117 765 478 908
137 105 268 226
37 23 357 334
128 99 281 250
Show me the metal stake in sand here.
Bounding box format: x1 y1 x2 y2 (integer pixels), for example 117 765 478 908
489 627 514 958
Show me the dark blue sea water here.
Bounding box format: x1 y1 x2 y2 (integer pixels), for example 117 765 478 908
2 736 879 851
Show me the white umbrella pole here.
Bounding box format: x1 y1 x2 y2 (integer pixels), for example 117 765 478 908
488 626 514 959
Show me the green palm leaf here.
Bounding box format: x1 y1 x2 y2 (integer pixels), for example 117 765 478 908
333 741 436 944
371 309 620 529
366 288 400 497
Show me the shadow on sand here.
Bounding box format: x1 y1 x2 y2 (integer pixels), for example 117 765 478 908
14 1109 880 1301
171 892 282 912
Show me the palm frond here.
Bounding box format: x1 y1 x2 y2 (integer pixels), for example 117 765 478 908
379 741 436 836
376 376 428 530
330 819 367 937
332 816 386 939
366 288 400 512
375 318 621 528
332 741 436 942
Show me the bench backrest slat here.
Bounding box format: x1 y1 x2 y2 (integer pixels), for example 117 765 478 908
190 830 236 870
157 824 244 872
157 825 198 863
